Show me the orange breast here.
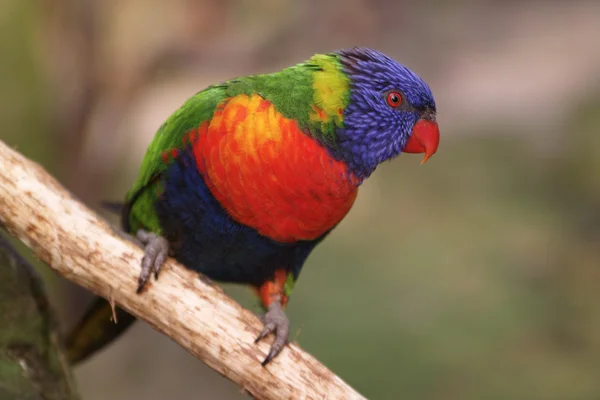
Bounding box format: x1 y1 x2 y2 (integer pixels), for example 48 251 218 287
189 94 359 243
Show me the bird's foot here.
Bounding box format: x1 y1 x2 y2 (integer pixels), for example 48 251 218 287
136 229 169 293
255 300 289 366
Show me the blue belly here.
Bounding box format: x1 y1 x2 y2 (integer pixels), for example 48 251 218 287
155 149 323 286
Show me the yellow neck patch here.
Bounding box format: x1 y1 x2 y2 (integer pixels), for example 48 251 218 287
309 55 350 127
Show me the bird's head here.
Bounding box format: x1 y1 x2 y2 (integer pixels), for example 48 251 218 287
334 47 439 179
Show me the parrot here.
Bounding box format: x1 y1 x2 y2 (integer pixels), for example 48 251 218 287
65 47 440 366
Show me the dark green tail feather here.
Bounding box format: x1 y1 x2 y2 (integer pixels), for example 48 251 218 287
65 297 136 364
100 201 124 214
66 199 137 365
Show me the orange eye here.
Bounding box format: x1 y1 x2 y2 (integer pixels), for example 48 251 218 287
386 92 402 108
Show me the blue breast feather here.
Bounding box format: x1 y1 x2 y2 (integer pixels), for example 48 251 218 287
155 147 323 286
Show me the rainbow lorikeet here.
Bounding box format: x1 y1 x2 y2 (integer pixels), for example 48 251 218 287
66 47 439 366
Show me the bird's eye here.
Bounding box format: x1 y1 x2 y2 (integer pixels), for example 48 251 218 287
386 92 402 108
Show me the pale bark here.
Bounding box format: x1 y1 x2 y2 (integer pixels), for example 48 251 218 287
0 139 366 400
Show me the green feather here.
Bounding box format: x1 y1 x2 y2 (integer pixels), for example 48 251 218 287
126 86 228 233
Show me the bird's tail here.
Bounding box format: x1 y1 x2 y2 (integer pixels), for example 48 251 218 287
100 201 125 214
65 296 137 364
65 199 136 365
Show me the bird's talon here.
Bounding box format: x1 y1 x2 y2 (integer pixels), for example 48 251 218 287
136 230 169 292
255 301 289 365
136 275 147 293
262 350 277 366
255 323 275 343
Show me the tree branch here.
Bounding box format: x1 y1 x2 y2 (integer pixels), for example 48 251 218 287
0 139 365 400
0 235 80 400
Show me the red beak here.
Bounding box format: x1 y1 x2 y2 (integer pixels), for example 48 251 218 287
402 119 440 164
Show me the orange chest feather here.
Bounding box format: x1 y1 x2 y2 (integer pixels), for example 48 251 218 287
188 94 359 243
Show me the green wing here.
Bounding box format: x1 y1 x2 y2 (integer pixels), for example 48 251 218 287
124 85 228 233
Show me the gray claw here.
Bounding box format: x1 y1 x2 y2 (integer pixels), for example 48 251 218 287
255 301 289 365
136 230 169 293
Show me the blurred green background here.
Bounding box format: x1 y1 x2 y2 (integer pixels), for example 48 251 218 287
2 0 600 399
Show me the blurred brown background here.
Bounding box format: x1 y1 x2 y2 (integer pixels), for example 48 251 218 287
2 0 600 399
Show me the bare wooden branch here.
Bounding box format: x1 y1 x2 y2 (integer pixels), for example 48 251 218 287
0 139 365 400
